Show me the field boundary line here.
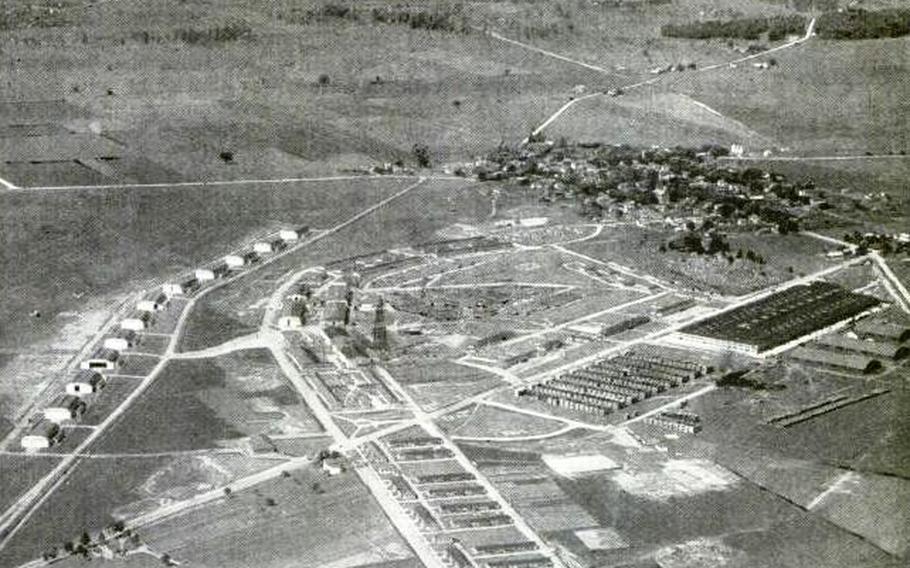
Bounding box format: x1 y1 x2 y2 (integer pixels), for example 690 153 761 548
11 174 462 193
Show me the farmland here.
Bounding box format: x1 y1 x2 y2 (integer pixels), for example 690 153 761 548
138 466 415 568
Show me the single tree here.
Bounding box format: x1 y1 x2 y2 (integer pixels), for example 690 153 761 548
412 143 431 168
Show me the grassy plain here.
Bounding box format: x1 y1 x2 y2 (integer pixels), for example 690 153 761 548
92 348 320 454
139 466 415 568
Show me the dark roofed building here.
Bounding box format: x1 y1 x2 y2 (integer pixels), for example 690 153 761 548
854 320 910 343
815 334 908 360
790 346 882 373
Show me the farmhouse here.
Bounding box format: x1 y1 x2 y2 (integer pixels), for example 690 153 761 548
21 419 62 450
66 370 105 396
44 394 87 423
81 348 119 371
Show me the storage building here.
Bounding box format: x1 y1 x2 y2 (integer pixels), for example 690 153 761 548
816 334 908 360
790 346 882 373
854 320 910 343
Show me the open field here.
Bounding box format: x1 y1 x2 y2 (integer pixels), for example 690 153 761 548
0 455 61 514
670 37 910 156
386 358 503 411
440 403 566 439
138 466 414 568
93 349 320 454
549 90 773 149
0 453 283 566
0 177 411 351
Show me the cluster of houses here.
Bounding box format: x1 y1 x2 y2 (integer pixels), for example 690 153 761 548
473 141 815 235
20 226 308 451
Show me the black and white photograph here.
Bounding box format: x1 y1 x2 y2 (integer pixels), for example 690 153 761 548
0 1 908 567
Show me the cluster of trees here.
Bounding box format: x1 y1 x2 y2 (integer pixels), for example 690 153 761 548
283 2 472 34
661 14 806 41
816 8 910 40
43 522 146 562
130 22 252 45
716 369 785 391
843 231 910 256
173 22 252 45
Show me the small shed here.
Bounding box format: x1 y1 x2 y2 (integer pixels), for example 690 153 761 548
44 394 87 423
21 419 62 450
66 370 105 396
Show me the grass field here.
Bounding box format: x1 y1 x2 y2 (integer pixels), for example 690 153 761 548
548 90 773 149
92 348 320 454
670 37 910 156
139 466 414 568
440 402 566 439
0 177 411 351
0 455 61 515
1 452 283 566
0 456 174 566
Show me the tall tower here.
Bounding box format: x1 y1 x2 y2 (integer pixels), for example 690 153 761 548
372 297 388 351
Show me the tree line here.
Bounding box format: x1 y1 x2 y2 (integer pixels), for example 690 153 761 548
661 14 807 41
816 8 910 40
282 2 472 34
